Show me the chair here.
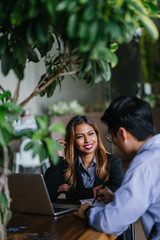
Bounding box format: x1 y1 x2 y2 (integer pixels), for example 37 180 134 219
116 223 135 240
130 223 135 240
148 222 160 240
120 223 135 240
12 138 49 174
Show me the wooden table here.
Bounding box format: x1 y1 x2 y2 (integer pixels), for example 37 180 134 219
7 211 117 240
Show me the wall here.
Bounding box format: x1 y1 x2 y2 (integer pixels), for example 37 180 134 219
0 60 106 116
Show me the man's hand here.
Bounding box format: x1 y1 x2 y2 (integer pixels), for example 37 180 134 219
93 185 114 204
74 202 91 220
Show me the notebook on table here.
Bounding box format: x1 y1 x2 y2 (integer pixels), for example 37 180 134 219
8 173 78 216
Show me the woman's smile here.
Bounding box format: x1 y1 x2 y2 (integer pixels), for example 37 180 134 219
83 144 93 150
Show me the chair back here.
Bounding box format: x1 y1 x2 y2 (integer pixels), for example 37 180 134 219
12 138 50 173
148 222 160 240
19 138 40 167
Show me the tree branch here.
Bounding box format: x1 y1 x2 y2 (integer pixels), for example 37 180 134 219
58 70 77 76
59 41 67 69
13 81 21 102
0 146 11 240
20 60 77 107
0 85 5 92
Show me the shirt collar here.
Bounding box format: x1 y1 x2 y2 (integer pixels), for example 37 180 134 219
138 134 160 154
78 156 96 168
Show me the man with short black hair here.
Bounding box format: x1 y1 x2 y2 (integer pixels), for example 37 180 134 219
75 96 160 238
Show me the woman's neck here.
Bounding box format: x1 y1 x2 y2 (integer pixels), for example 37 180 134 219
80 152 95 169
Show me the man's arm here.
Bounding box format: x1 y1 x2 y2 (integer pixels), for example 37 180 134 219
75 156 151 236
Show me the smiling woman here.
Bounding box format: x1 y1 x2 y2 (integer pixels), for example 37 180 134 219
44 115 123 201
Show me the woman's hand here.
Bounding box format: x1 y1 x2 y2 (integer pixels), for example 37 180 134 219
93 185 114 204
57 138 66 147
57 138 67 157
58 184 71 193
74 202 91 220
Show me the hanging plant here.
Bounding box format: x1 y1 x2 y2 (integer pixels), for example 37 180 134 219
140 29 156 84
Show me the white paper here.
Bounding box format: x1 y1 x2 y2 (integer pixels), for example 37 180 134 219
80 198 105 207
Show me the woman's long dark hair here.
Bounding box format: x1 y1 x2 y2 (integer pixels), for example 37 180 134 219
64 115 109 187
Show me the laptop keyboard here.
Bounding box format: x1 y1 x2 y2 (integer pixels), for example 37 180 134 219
53 207 68 213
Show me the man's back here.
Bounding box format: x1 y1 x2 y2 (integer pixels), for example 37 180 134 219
132 134 160 236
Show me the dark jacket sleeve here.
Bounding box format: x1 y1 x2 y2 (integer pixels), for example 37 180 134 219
44 157 65 201
106 153 123 192
66 186 94 200
66 175 94 200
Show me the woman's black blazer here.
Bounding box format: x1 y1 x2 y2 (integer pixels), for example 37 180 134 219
44 153 123 201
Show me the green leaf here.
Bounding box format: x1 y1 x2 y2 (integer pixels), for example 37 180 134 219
32 130 44 141
114 0 125 8
56 1 68 11
0 192 8 208
0 209 4 224
36 23 48 43
45 138 61 165
7 209 12 222
0 110 5 121
129 0 147 15
100 60 111 82
13 65 24 80
110 42 119 52
104 48 118 65
0 120 14 135
67 13 77 38
45 81 57 98
48 123 65 134
94 62 102 84
47 88 54 98
83 5 95 21
32 142 47 162
0 128 9 146
79 0 88 3
0 91 11 102
46 1 56 15
13 43 27 65
139 14 159 41
45 137 54 155
0 36 7 55
67 1 77 11
110 52 118 68
26 24 34 45
51 140 60 165
35 115 49 130
145 1 159 17
78 21 88 39
1 102 22 113
24 141 34 151
1 50 12 75
88 21 99 43
25 46 39 62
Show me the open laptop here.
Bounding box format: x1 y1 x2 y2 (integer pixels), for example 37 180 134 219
8 173 78 216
